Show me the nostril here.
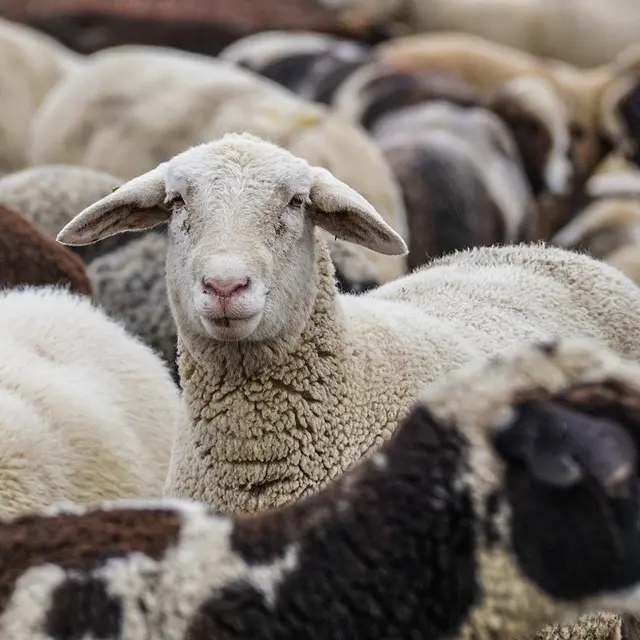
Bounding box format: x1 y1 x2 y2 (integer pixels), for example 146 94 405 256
202 276 250 298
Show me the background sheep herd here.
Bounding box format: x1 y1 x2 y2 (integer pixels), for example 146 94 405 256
3 1 640 638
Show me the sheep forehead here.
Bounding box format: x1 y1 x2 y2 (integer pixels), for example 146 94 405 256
165 136 312 205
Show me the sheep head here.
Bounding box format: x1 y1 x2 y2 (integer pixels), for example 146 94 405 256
57 132 406 343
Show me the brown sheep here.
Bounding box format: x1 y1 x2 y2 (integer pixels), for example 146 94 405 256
0 203 92 295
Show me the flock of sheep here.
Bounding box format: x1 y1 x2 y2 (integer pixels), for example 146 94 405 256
3 7 640 640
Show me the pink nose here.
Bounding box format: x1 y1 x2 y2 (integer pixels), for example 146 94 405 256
202 275 249 298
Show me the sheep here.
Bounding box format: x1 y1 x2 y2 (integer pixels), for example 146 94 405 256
87 230 381 385
0 338 639 639
29 45 407 283
549 155 640 289
0 164 152 263
334 50 577 200
0 203 92 295
219 30 374 104
598 43 640 166
370 101 537 268
376 33 613 182
0 286 180 519
56 131 640 518
312 0 640 68
0 17 81 175
330 60 486 129
17 0 395 58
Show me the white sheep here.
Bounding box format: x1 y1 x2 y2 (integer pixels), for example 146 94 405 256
57 133 640 640
0 18 81 175
0 338 637 639
56 131 640 517
0 286 180 518
0 164 144 263
28 45 407 283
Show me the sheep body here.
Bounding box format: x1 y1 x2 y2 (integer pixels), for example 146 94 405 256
0 204 92 295
0 18 81 175
0 339 638 639
0 164 150 263
219 30 374 103
166 240 640 514
29 45 407 282
0 286 180 518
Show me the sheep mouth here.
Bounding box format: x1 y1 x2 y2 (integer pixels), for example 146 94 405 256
211 314 257 328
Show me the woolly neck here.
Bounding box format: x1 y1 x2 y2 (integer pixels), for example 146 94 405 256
172 238 356 514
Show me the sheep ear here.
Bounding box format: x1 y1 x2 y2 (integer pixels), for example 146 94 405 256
57 165 169 246
308 167 408 256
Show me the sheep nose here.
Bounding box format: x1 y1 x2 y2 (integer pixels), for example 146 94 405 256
202 275 249 298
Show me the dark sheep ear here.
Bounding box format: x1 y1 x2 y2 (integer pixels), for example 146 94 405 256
57 164 169 246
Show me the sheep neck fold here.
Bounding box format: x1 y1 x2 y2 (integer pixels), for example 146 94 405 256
173 240 357 515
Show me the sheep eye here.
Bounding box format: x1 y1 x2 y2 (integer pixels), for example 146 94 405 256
288 195 305 209
166 193 185 209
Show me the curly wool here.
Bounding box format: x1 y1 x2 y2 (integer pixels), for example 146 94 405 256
166 240 640 518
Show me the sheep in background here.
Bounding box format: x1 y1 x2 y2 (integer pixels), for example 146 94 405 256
0 339 639 639
551 155 640 279
0 286 180 518
17 0 396 58
0 18 81 175
371 101 536 268
376 34 613 181
312 0 640 68
219 30 374 104
598 44 640 166
28 45 407 283
0 203 92 295
88 230 381 385
0 164 154 264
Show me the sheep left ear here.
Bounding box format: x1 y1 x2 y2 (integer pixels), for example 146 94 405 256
308 166 408 256
57 164 169 246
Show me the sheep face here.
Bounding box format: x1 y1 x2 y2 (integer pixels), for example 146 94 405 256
57 133 406 343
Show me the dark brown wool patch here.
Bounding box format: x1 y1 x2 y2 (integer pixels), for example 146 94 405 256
0 509 182 614
45 574 123 639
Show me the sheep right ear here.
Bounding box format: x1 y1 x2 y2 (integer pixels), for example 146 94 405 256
57 165 169 246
